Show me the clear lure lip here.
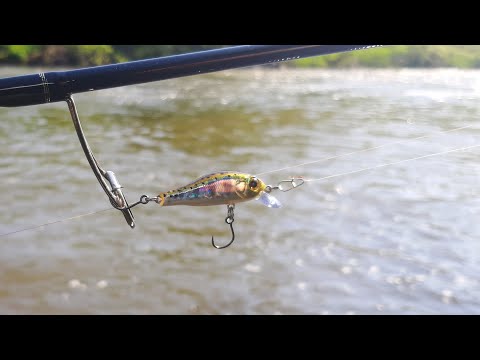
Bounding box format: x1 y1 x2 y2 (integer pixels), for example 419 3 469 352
257 191 282 208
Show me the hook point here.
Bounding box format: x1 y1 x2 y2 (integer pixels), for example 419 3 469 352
211 214 235 250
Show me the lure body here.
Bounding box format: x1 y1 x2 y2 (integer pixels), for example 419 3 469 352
157 171 280 208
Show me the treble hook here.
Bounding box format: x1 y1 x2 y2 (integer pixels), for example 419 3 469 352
212 204 235 249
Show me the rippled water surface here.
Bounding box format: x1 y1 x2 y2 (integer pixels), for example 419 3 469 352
2 67 480 314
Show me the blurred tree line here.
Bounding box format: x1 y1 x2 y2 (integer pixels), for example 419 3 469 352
294 45 480 68
0 45 227 66
2 45 480 68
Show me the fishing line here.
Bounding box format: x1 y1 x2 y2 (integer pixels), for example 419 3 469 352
255 124 473 177
0 208 113 237
1 128 477 238
303 143 480 183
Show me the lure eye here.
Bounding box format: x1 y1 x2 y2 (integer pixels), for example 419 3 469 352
249 179 258 189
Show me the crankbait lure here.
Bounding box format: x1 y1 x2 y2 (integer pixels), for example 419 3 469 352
128 172 304 249
156 172 280 208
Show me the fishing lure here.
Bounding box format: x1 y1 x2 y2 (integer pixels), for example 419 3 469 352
157 172 280 208
129 172 304 248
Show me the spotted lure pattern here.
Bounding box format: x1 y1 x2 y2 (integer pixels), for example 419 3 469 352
157 171 281 208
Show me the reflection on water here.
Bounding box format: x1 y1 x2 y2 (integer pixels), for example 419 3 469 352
2 67 480 314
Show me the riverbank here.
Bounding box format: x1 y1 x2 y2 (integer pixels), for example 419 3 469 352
2 45 480 68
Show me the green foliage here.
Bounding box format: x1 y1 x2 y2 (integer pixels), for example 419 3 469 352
0 45 226 66
0 45 42 64
65 45 122 66
292 45 480 68
3 45 480 68
0 45 122 66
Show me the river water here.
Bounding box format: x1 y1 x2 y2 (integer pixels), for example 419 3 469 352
1 67 480 314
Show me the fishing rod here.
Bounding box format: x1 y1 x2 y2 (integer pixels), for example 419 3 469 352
0 45 380 236
0 45 379 107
